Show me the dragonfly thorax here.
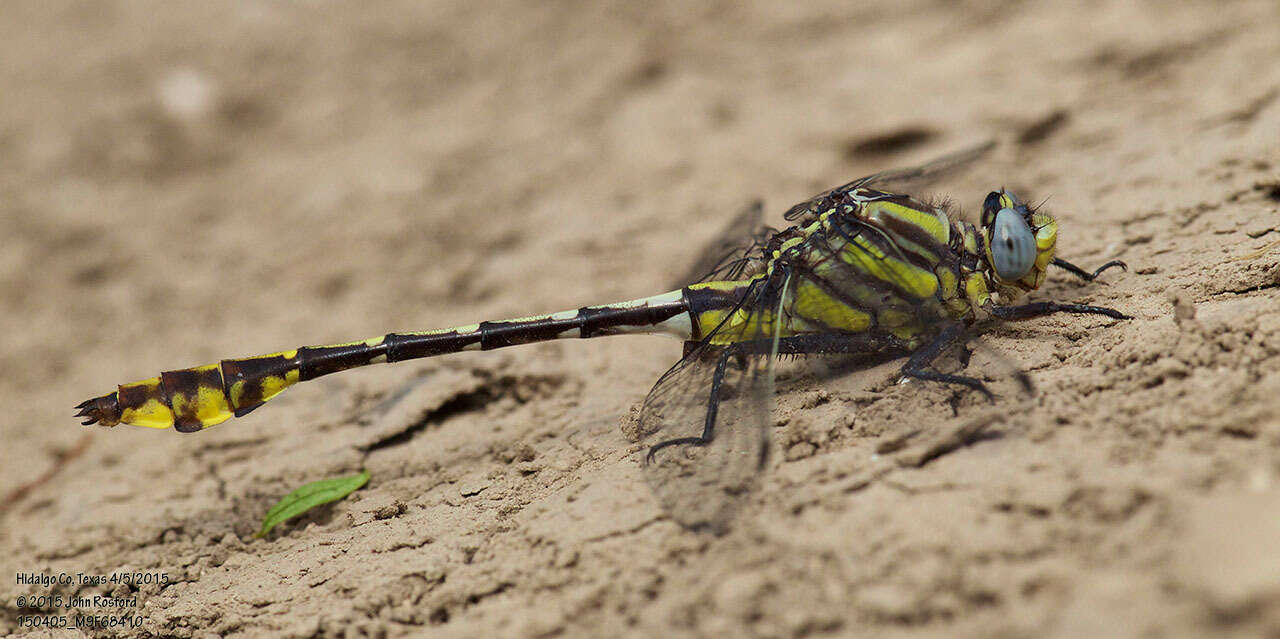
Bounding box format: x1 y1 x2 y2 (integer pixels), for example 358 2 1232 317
685 190 1026 348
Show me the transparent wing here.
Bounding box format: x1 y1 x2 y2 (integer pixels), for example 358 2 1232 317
671 200 771 288
784 140 995 222
630 278 779 532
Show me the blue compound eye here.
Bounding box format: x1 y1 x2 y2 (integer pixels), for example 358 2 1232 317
992 208 1036 280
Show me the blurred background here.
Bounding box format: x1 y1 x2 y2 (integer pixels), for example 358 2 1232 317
3 1 1279 637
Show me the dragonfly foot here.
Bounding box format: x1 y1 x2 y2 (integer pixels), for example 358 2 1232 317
645 436 710 465
1052 258 1127 282
901 369 995 402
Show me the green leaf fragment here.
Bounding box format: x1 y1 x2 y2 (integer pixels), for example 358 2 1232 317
256 470 371 538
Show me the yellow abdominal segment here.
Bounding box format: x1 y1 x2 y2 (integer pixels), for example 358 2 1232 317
117 377 175 429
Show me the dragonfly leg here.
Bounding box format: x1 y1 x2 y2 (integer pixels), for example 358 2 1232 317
1051 257 1127 282
899 323 993 400
645 333 911 463
990 301 1130 321
646 347 736 464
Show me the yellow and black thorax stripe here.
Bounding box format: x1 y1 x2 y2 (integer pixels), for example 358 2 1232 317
683 189 996 348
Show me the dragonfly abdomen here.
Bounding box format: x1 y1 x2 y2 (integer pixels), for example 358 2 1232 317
77 291 693 432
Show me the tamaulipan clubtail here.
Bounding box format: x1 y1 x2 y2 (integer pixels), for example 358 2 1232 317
77 143 1128 529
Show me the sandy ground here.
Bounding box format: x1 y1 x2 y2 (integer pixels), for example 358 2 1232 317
3 1 1280 637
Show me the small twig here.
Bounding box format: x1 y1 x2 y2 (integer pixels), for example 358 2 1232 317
1231 237 1280 262
1 433 93 515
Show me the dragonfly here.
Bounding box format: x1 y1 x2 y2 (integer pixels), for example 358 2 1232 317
76 142 1128 531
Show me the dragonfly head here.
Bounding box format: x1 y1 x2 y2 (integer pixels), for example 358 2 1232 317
980 190 1057 294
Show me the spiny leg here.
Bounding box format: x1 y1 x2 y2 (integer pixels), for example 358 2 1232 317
990 301 1130 321
645 333 911 463
646 312 1071 462
900 323 994 400
646 347 736 464
1051 257 1127 282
